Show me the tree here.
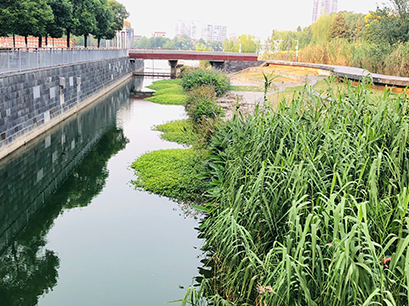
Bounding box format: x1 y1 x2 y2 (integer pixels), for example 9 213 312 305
92 0 114 48
311 13 334 44
363 8 409 44
237 34 260 53
353 19 363 40
164 35 193 50
136 36 151 48
329 12 349 39
0 0 19 46
16 0 54 48
223 38 239 52
104 0 129 41
46 0 73 46
388 0 409 17
71 0 98 48
341 11 365 40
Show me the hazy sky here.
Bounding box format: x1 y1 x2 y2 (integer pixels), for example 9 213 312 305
119 0 383 40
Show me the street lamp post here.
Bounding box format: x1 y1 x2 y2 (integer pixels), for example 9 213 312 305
295 40 299 62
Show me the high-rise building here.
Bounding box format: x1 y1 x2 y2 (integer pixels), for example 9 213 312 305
312 0 338 23
175 20 227 42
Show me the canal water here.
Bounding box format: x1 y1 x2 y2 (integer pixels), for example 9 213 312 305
0 77 203 305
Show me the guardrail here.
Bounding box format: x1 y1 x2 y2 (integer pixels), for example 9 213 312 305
0 49 128 74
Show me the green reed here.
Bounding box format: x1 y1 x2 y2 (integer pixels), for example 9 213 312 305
189 78 409 305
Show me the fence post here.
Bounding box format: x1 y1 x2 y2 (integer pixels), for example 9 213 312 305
18 49 21 71
7 50 10 72
36 49 39 69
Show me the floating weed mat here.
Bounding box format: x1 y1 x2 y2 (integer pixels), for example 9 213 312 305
145 79 187 105
153 119 199 146
131 148 208 204
189 79 409 305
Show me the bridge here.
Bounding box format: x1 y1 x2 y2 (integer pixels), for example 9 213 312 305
129 49 258 78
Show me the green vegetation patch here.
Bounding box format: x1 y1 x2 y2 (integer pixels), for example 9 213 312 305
153 119 199 146
181 68 230 97
153 86 184 96
145 94 187 105
131 148 207 203
145 79 187 105
146 79 182 91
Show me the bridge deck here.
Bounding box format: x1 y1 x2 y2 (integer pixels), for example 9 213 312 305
129 49 258 61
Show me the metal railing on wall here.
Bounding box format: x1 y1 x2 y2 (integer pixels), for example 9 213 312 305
0 49 129 74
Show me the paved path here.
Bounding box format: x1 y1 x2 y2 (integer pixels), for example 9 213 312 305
266 60 409 87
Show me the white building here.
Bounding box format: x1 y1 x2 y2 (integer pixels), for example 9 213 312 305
312 0 338 23
107 20 134 49
175 20 227 42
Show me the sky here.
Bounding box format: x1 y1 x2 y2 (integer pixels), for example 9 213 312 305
119 0 383 40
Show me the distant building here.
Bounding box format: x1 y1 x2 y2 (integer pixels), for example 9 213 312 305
175 20 203 40
175 20 227 42
108 20 134 49
229 33 237 41
312 0 338 23
152 32 166 38
204 25 227 42
0 36 74 48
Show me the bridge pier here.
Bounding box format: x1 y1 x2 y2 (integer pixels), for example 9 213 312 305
168 60 184 79
210 60 225 70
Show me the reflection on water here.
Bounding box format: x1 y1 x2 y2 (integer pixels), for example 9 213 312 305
0 126 128 305
0 83 131 305
0 82 132 254
0 77 203 306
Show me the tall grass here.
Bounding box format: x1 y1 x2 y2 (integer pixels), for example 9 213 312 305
261 39 401 76
191 78 409 305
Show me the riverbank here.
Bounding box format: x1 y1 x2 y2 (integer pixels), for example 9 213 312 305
131 68 409 305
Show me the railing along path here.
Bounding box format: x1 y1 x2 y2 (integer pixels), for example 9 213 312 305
0 49 128 74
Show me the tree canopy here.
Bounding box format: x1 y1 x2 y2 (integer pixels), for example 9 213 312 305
329 12 349 39
0 0 129 48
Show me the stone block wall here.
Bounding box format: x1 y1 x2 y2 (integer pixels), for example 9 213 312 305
0 56 134 156
224 60 265 73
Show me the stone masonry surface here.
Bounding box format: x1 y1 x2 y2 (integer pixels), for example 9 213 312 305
0 56 135 155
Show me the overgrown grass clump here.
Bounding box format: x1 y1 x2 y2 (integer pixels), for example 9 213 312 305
131 148 207 204
189 79 409 305
145 79 187 105
153 119 199 146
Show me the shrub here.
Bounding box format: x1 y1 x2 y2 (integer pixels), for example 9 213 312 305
184 86 224 145
181 68 230 97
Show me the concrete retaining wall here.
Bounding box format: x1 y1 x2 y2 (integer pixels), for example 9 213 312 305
0 56 138 158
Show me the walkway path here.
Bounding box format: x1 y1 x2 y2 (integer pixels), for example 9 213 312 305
265 60 409 87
